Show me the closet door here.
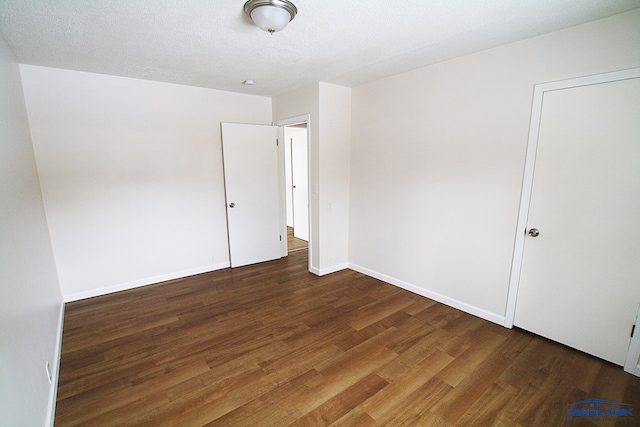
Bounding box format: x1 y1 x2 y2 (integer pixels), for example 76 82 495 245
514 76 640 365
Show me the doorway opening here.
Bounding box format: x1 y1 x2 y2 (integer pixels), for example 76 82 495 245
283 123 309 253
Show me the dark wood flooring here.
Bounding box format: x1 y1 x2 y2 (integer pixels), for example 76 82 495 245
288 226 308 252
55 250 640 426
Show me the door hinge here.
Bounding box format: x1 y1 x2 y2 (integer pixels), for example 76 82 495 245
276 139 279 146
632 324 636 338
280 235 282 241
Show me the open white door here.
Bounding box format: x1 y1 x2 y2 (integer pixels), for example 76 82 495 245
290 127 309 241
511 72 640 366
221 123 282 268
284 137 294 228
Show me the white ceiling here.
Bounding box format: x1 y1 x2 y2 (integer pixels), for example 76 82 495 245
1 0 638 97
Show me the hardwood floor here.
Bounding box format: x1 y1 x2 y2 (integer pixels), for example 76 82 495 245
55 250 640 426
287 226 308 252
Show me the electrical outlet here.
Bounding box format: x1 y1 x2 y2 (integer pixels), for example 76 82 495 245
45 361 52 385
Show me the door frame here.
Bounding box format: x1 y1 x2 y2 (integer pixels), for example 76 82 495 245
274 115 312 273
624 305 640 375
505 67 640 329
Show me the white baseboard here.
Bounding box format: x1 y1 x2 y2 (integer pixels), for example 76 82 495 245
348 262 506 326
313 262 349 276
46 301 65 427
63 262 231 302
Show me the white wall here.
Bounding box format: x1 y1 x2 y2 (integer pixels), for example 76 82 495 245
318 82 351 273
273 82 351 275
349 9 640 324
20 66 272 300
0 39 64 426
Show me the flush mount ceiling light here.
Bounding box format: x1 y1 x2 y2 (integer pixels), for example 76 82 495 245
244 0 297 34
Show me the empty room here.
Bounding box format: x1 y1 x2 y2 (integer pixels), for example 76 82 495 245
1 1 640 426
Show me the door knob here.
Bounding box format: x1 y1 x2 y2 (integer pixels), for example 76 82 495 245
229 202 235 208
528 228 540 237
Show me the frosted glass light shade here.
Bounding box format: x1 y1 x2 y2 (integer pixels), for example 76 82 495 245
251 6 292 33
244 0 297 33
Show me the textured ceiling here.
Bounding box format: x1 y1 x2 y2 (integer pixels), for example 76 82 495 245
1 0 638 97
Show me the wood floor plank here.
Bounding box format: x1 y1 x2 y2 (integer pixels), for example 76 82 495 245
360 349 454 420
287 373 388 427
377 327 452 381
454 382 519 426
328 407 376 427
158 343 345 426
434 324 507 387
431 351 512 424
346 293 416 331
205 368 322 426
55 249 640 426
371 376 453 426
590 361 630 403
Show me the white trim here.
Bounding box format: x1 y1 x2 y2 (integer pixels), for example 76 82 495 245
273 115 309 127
316 263 349 276
504 81 545 328
63 262 230 302
530 68 640 93
349 263 506 326
624 306 640 376
46 302 65 427
505 67 640 328
277 125 288 258
274 115 315 274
